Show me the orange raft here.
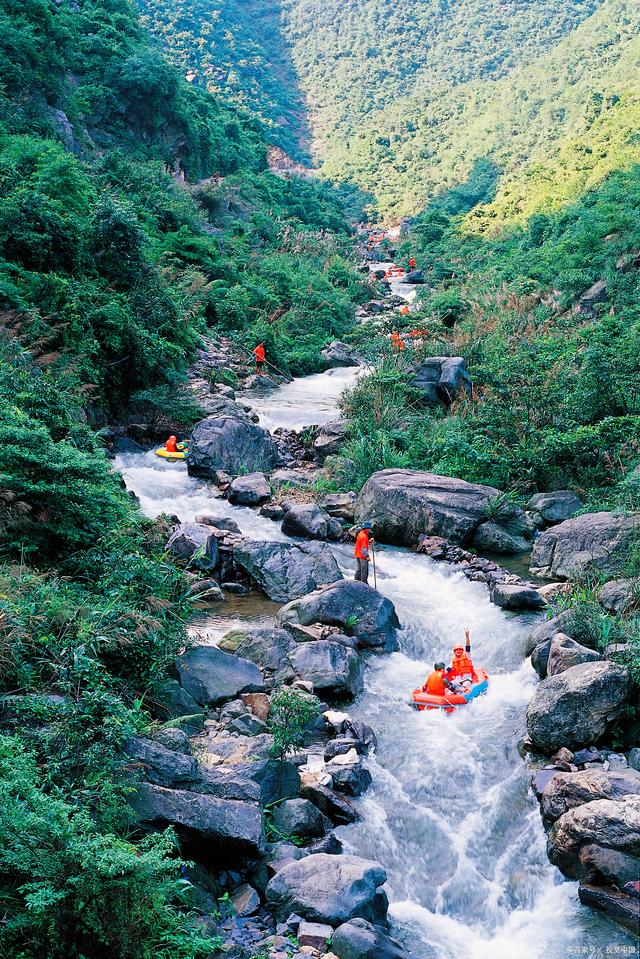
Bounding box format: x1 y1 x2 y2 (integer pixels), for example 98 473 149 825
412 669 489 713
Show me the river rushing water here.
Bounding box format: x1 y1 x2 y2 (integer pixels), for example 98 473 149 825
114 370 637 959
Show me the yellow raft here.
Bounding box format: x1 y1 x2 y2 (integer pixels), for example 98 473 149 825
155 447 188 461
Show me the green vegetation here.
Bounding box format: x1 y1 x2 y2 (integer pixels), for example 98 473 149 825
268 687 321 763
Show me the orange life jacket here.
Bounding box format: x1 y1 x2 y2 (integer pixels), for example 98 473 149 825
165 437 178 452
425 669 447 696
253 345 266 362
354 530 370 559
449 651 474 678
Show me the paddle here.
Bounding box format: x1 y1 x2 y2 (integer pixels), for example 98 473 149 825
371 542 378 591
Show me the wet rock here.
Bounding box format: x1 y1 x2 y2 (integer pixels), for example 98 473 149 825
548 795 640 885
261 502 287 521
573 747 603 766
271 799 325 839
188 415 280 477
234 540 342 603
541 768 640 823
355 469 501 546
265 853 388 925
220 627 295 672
321 342 363 369
320 492 357 522
300 781 362 825
326 759 372 797
290 642 364 699
491 583 545 611
598 578 637 615
410 357 472 408
132 784 265 858
195 514 242 533
314 420 351 459
230 883 261 916
282 504 342 541
165 523 219 571
578 883 640 934
527 490 583 526
153 679 204 734
531 639 552 679
324 738 366 761
546 633 601 676
332 918 416 959
526 661 632 753
124 737 198 788
175 646 265 706
228 472 271 506
530 512 640 579
531 768 559 800
189 578 224 604
278 580 400 653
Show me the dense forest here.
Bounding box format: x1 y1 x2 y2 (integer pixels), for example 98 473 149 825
0 0 362 954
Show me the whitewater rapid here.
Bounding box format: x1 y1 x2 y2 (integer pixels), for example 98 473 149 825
114 369 635 959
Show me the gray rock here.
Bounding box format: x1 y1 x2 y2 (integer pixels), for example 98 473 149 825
526 661 632 753
403 269 424 284
314 420 351 459
320 492 357 521
332 918 416 959
189 578 224 604
230 883 261 916
326 760 373 797
188 415 280 477
473 521 530 555
197 768 261 802
228 472 271 506
265 853 388 924
240 759 301 806
548 795 640 886
270 799 325 839
530 512 640 579
271 469 318 488
165 523 219 571
527 490 584 526
131 784 265 858
234 540 342 603
228 714 267 736
629 748 640 772
281 504 341 541
578 883 640 935
278 580 400 653
150 727 191 754
175 646 265 706
153 679 204 734
525 611 575 656
124 737 198 788
575 278 608 318
301 782 362 825
290 642 364 699
410 357 472 407
491 584 545 610
531 639 552 679
541 768 640 823
546 633 601 676
355 469 500 546
598 578 637 615
298 920 333 949
194 514 242 533
321 342 363 369
324 738 366 761
219 626 295 671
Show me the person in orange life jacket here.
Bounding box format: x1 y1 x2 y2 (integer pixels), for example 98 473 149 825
354 522 374 584
252 343 266 372
409 257 416 271
446 628 477 689
423 662 454 696
165 435 178 453
390 330 405 351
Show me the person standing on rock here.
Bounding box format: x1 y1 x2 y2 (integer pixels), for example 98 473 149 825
252 342 266 373
409 256 416 271
354 522 374 584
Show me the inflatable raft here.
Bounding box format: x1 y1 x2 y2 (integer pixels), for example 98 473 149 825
155 447 188 461
412 669 489 713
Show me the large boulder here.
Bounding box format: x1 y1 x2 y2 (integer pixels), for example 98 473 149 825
270 798 325 839
548 795 640 885
541 768 640 824
530 512 640 579
124 737 198 789
491 583 545 610
526 661 632 753
403 269 424 284
332 918 416 959
546 633 601 676
228 472 271 506
320 492 357 522
321 341 363 369
281 504 342 541
234 540 342 603
410 357 472 408
355 469 501 546
472 520 531 555
598 578 637 615
578 884 640 934
131 784 265 858
153 679 204 733
219 626 295 671
314 420 351 459
525 610 575 656
289 642 364 699
527 490 583 526
278 581 400 652
175 646 265 706
265 853 388 925
165 523 219 571
188 416 280 477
